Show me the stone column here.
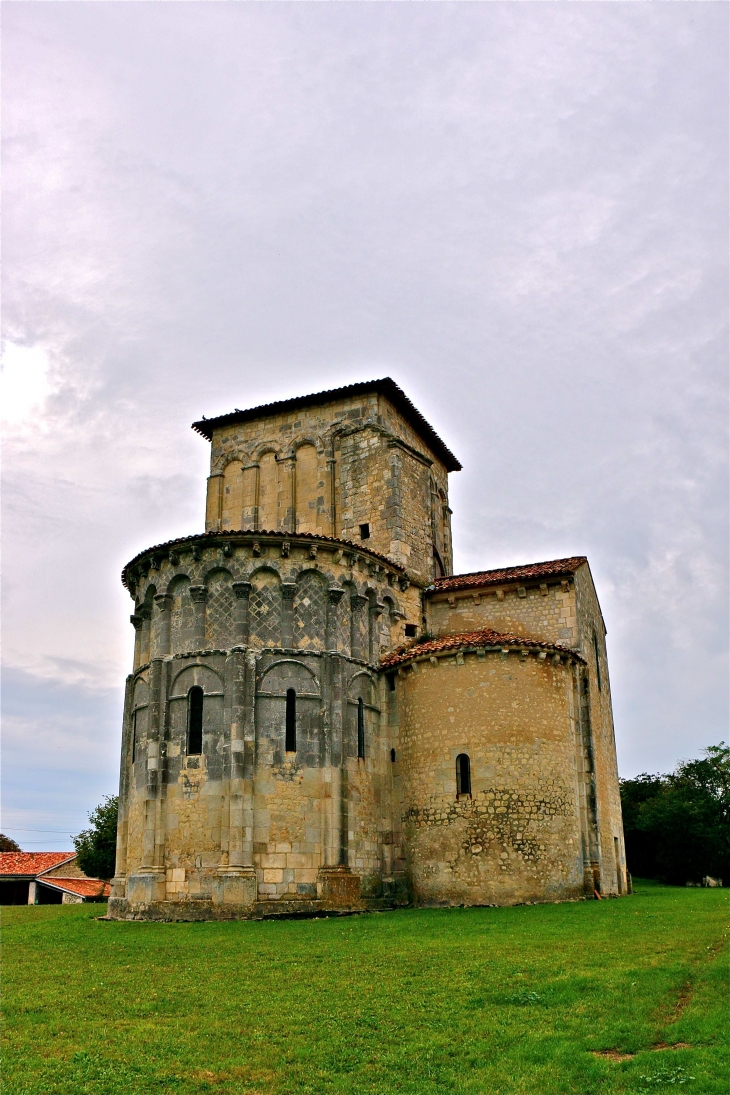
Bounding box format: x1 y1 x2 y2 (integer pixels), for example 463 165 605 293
326 456 337 536
368 602 385 663
131 614 145 671
232 581 252 645
111 673 135 898
129 657 166 906
281 583 297 648
153 593 173 658
280 455 296 533
350 594 368 661
214 648 256 907
205 472 224 531
325 587 345 652
189 585 208 649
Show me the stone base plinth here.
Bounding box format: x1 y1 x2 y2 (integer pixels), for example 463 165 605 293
317 866 362 908
213 868 257 907
126 870 166 906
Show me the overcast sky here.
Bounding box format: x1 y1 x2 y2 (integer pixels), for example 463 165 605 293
2 2 727 851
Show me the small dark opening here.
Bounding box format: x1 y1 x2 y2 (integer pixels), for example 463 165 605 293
456 753 471 797
285 688 297 753
405 623 417 638
357 697 365 759
187 687 204 755
390 748 396 763
593 633 602 691
359 522 370 540
131 715 137 764
387 674 396 691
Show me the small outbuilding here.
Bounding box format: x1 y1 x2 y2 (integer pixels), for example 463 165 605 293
0 853 110 905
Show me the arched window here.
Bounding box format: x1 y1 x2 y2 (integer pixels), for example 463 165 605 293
187 686 204 755
357 697 365 759
456 753 471 798
285 688 297 753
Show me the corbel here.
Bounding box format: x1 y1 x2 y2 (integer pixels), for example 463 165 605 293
517 586 527 599
496 589 505 601
309 544 318 560
281 541 291 558
252 541 262 557
540 583 548 596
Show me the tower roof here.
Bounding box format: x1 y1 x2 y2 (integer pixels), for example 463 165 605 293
191 378 462 472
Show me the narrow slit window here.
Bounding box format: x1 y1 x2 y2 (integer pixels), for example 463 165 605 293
593 633 602 691
187 686 204 755
357 697 365 759
131 714 137 763
285 688 297 753
456 753 471 798
387 674 396 692
359 522 370 540
390 748 396 763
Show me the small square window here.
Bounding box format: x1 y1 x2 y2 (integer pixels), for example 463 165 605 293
405 623 417 638
359 523 370 540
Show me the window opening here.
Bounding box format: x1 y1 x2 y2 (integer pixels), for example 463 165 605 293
387 674 396 691
357 697 365 759
359 523 370 540
593 633 602 691
285 688 297 753
405 623 417 638
390 748 396 763
456 753 471 798
187 686 204 755
131 713 137 763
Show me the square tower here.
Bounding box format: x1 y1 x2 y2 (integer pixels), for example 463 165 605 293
193 378 461 586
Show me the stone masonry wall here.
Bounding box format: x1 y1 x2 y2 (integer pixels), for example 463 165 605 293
390 648 587 906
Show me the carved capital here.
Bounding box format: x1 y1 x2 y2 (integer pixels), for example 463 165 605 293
327 587 345 607
130 614 145 631
137 604 152 621
189 585 208 604
232 581 252 600
351 594 368 610
281 583 297 603
154 594 173 613
369 602 385 618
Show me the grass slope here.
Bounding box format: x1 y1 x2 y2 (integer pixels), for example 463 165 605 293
2 881 727 1095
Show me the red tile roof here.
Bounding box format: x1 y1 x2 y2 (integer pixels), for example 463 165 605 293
191 378 462 472
0 852 75 877
380 627 585 669
39 877 110 899
430 557 587 593
121 529 406 591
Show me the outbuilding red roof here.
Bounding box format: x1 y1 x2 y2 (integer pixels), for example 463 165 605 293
430 557 587 594
0 852 75 877
380 627 585 669
39 877 110 899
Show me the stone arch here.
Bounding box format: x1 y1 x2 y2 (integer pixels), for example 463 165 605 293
249 567 282 648
347 670 379 761
258 658 320 695
257 450 280 530
293 568 326 650
169 663 224 756
290 433 325 455
221 460 244 531
131 674 149 761
204 567 235 649
294 442 321 534
348 670 378 707
168 574 193 655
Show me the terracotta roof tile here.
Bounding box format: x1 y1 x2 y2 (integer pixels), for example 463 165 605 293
380 627 585 669
191 378 462 471
39 877 110 899
0 852 75 877
430 556 587 594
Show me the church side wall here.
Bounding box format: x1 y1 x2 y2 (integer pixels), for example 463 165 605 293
427 579 579 648
391 649 586 907
573 564 626 895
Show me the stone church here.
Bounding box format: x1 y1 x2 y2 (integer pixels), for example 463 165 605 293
109 379 626 920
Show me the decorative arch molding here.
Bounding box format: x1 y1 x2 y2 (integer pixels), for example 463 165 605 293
288 433 326 457
249 565 282 586
347 669 379 706
170 661 224 696
251 441 284 463
202 565 234 586
258 658 320 694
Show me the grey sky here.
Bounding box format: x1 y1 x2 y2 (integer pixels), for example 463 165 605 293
2 2 727 850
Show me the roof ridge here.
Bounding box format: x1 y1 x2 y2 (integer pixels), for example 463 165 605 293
381 626 585 669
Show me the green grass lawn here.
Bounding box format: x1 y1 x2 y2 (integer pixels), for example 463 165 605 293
2 881 727 1095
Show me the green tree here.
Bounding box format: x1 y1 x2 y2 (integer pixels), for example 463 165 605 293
73 796 118 881
0 834 22 852
620 744 730 885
